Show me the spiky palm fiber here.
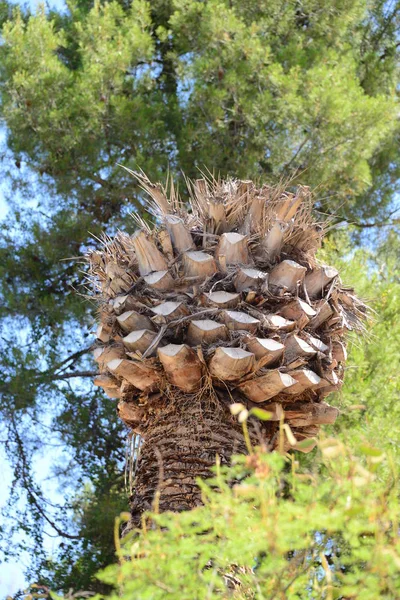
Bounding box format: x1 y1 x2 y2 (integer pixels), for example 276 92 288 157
87 174 366 456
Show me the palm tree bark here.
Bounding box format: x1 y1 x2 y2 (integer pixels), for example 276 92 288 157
129 391 251 528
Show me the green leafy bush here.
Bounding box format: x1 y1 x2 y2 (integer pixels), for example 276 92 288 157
79 436 400 600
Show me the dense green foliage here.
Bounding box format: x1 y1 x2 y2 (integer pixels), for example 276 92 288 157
0 0 399 223
87 439 400 599
321 232 400 454
0 0 399 595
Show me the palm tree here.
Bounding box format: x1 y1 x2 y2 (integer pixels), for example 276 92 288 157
88 174 366 529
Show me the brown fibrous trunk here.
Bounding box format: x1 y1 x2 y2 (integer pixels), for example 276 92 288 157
128 391 261 529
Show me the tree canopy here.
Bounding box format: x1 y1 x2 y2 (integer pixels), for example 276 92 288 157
0 0 398 594
1 0 399 223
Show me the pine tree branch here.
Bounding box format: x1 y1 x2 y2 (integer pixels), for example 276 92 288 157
52 370 99 380
351 214 399 229
54 345 95 373
283 136 311 171
319 206 399 229
10 417 81 540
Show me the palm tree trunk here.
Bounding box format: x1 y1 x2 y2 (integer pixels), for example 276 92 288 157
129 391 250 528
88 174 366 533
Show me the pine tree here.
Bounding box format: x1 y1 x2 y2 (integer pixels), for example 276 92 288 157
88 174 366 527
